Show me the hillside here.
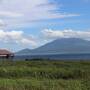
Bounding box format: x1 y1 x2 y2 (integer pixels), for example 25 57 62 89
16 38 90 55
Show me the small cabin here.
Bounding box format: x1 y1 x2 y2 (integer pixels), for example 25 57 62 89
0 49 14 59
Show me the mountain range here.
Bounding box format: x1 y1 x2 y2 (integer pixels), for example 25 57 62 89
15 38 90 55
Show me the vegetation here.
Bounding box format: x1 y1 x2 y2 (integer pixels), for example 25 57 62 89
0 59 89 90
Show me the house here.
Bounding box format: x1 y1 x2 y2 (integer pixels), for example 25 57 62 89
0 49 14 59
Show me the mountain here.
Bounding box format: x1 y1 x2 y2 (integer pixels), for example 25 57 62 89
15 48 32 55
16 38 90 55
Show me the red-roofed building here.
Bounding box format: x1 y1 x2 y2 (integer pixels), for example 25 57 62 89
0 49 14 59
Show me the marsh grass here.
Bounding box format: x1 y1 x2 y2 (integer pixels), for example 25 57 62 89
0 60 89 90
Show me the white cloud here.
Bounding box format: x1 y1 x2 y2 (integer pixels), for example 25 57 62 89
0 19 4 27
0 0 79 29
0 11 23 18
0 30 37 47
0 0 80 50
42 29 90 40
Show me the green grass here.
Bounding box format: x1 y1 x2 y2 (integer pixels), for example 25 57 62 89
0 60 89 90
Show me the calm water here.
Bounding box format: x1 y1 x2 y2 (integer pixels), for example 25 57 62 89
14 54 90 60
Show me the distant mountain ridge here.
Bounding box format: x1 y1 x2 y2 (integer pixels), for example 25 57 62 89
15 38 90 55
16 48 31 55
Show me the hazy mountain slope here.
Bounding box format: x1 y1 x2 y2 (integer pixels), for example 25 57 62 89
15 48 32 55
16 38 90 55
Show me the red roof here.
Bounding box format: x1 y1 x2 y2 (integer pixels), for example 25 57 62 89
0 49 13 55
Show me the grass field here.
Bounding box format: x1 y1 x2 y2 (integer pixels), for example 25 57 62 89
0 60 89 90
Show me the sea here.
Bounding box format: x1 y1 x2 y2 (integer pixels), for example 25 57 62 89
14 54 90 60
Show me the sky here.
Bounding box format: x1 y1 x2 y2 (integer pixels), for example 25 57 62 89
0 0 90 51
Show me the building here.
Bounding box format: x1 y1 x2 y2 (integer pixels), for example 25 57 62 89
0 49 14 59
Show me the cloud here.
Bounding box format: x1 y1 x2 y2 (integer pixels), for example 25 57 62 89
0 11 23 18
42 29 90 40
0 30 37 47
0 19 4 26
0 0 79 29
0 0 81 50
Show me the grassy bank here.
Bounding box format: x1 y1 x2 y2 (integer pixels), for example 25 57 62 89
0 60 89 90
